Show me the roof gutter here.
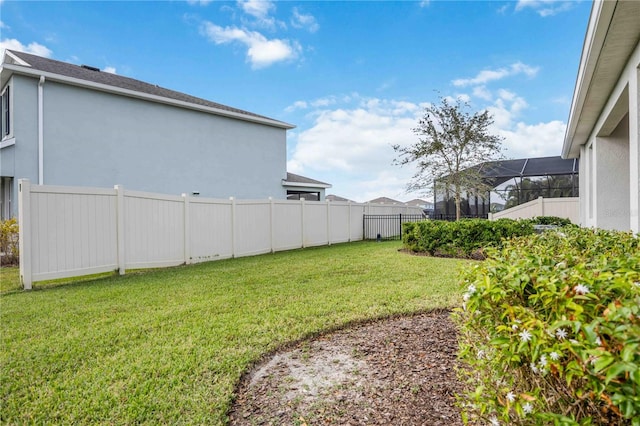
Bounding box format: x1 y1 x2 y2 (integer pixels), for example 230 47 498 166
1 63 296 130
282 180 332 189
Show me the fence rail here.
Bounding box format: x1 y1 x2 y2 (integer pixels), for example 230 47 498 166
18 180 422 289
363 214 425 241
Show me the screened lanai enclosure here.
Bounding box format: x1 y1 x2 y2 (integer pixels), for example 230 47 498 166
433 156 579 220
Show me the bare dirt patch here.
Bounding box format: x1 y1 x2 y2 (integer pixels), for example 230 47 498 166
229 310 464 425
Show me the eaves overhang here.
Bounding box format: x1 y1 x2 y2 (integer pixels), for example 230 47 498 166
562 0 640 159
0 63 295 130
282 180 332 189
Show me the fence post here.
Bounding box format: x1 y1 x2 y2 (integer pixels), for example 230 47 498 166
18 179 32 290
538 196 544 216
269 197 275 253
115 185 126 275
399 213 402 238
182 194 191 265
230 197 236 258
348 201 352 242
326 199 331 245
301 197 306 248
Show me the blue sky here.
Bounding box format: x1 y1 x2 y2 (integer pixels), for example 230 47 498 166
0 0 591 202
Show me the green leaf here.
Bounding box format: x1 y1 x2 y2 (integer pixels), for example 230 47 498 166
593 355 615 373
605 362 637 384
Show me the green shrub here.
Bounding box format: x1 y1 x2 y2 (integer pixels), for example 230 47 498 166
402 218 534 258
0 218 19 266
453 227 640 425
527 216 576 227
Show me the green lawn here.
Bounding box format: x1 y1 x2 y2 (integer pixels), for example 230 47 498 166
1 241 467 424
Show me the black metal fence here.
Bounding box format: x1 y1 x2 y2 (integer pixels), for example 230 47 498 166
363 214 426 241
429 213 487 221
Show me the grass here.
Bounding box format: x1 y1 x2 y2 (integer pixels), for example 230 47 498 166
1 241 468 424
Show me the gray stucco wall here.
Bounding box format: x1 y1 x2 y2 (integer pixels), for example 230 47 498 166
1 74 288 216
595 114 630 231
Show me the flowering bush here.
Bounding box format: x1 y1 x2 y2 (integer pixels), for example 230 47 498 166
0 218 19 266
453 227 640 425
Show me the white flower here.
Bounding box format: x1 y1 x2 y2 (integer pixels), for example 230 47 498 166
523 402 533 414
489 416 500 426
506 391 516 403
512 324 519 331
467 284 477 294
574 284 590 295
463 292 471 301
595 336 602 346
550 351 560 361
530 362 539 373
539 355 548 367
555 328 568 340
519 329 532 342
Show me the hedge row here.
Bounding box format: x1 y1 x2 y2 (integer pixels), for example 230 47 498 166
402 217 572 258
454 227 640 425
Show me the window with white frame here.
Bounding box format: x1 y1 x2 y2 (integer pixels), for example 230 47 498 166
1 85 10 139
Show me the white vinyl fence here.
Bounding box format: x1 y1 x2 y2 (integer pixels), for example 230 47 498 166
18 179 422 289
488 197 579 223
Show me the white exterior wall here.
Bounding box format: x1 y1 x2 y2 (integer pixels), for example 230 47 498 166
579 43 640 232
2 74 289 217
489 197 579 224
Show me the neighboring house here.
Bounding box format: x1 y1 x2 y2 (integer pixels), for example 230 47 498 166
367 196 404 205
326 194 354 203
405 198 434 209
282 172 331 201
406 198 434 217
562 0 640 232
0 50 326 219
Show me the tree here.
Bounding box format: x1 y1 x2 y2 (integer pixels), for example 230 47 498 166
393 97 504 220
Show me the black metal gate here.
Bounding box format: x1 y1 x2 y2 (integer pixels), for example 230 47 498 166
363 214 425 241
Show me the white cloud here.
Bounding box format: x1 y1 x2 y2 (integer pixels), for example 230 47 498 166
236 0 283 30
0 21 8 30
200 22 300 68
498 120 566 158
0 38 53 58
291 7 319 33
473 85 492 101
287 95 427 201
515 0 574 17
102 66 117 74
419 0 430 7
238 0 274 19
452 62 539 87
285 100 308 113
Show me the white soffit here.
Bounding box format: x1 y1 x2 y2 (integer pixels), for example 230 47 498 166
563 0 640 158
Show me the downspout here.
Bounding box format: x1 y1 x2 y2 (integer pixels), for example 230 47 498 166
38 76 45 185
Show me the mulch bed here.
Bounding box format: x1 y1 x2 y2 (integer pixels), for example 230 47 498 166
229 310 464 425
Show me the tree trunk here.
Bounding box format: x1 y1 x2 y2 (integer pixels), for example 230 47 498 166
454 186 461 221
